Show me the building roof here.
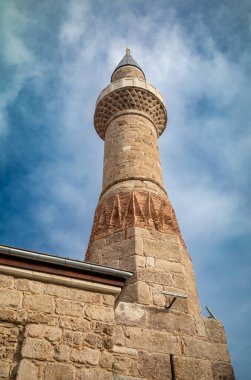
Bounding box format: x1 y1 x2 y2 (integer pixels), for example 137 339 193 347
0 244 133 290
112 48 145 78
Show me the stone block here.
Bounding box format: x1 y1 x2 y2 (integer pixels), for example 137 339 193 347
71 347 99 365
115 302 146 326
148 308 195 335
54 345 71 362
0 289 21 307
103 294 115 305
0 308 17 323
85 333 104 348
22 338 53 360
211 361 235 379
16 359 38 380
193 316 206 337
120 283 138 303
59 316 90 331
63 330 83 346
204 318 227 343
55 298 83 316
172 356 214 380
125 327 181 354
44 363 75 380
92 321 114 336
16 279 44 293
138 351 171 380
143 239 180 262
0 362 11 379
23 294 54 313
77 368 113 380
183 337 230 362
113 345 138 356
27 324 62 342
155 259 183 273
85 305 114 322
73 289 102 304
137 281 150 304
112 356 137 376
113 325 126 346
153 270 174 286
24 311 57 326
100 350 114 369
45 284 73 299
0 274 14 289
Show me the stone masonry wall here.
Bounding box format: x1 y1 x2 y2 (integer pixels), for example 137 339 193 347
87 227 235 379
0 273 116 380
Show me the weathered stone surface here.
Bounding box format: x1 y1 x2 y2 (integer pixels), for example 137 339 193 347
0 289 21 307
71 347 99 365
204 318 227 343
44 284 73 299
143 239 180 262
0 308 17 323
155 259 183 273
27 324 62 342
92 322 114 336
148 308 195 335
23 294 54 313
183 337 230 361
22 338 53 360
112 356 137 376
172 356 214 380
138 351 171 380
16 359 38 380
211 361 235 380
85 333 104 348
113 345 138 356
59 316 90 331
54 344 71 362
44 363 75 380
0 274 14 289
77 368 113 380
55 298 83 316
100 350 114 369
0 323 20 362
116 302 146 326
0 362 11 379
103 294 115 305
16 279 44 293
85 305 114 322
125 327 181 354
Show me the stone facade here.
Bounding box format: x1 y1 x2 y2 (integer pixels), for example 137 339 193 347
0 271 117 380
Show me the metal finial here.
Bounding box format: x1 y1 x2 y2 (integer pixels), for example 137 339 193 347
126 48 130 55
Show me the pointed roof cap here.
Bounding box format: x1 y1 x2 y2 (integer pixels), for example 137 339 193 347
111 48 145 79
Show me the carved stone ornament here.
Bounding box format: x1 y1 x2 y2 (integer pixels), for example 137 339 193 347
86 189 185 259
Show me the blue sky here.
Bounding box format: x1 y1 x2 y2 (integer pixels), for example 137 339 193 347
0 0 250 377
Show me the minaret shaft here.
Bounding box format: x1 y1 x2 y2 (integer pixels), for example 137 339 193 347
102 113 164 196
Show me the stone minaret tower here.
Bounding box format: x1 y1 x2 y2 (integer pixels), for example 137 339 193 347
86 49 235 379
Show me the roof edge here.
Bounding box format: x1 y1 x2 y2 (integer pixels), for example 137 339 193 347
0 244 133 281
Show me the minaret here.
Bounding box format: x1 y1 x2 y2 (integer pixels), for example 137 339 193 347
86 50 234 379
86 48 200 314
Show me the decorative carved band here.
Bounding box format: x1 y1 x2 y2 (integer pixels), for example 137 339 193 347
86 190 185 259
100 176 167 199
94 86 167 140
